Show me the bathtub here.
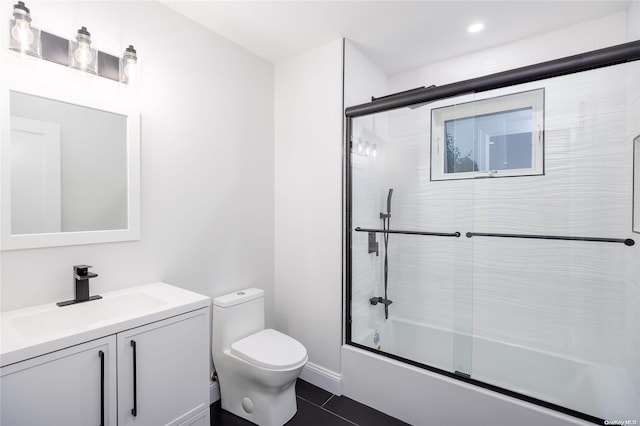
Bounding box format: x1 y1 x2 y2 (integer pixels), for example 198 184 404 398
344 317 639 425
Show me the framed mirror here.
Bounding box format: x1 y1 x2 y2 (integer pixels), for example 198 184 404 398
1 53 140 250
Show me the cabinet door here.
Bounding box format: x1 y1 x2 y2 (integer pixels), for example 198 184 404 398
0 335 117 426
117 308 210 426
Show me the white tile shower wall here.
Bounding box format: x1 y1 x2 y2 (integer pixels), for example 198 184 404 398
0 2 275 322
379 64 635 367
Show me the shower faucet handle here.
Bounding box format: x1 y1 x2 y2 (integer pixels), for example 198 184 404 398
369 297 392 306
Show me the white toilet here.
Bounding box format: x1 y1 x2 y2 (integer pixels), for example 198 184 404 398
212 288 308 426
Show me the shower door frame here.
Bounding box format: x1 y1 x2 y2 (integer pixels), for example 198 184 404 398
344 40 640 425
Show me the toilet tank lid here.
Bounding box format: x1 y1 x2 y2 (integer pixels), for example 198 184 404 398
213 288 264 307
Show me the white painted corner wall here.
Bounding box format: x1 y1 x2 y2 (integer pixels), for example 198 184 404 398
273 38 344 383
344 40 389 108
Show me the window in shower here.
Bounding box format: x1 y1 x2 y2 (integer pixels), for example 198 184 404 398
431 89 544 181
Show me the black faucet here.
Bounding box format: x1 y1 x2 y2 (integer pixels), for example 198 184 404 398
57 265 102 307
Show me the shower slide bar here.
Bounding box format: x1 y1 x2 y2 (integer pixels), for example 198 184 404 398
354 227 461 238
466 232 635 246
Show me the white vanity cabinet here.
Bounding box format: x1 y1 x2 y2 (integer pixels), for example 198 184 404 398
0 283 211 426
117 309 210 426
0 336 118 426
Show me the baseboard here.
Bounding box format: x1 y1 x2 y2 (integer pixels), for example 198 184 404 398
299 361 343 396
210 380 220 404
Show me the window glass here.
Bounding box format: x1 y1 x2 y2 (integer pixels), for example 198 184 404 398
431 89 544 180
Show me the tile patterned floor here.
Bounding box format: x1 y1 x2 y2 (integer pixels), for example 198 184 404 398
210 379 410 426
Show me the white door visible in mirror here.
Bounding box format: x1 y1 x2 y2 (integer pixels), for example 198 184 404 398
10 91 128 235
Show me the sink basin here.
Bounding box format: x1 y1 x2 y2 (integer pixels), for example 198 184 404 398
10 292 166 339
1 282 211 367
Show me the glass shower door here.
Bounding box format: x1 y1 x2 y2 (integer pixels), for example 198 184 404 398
349 105 473 377
347 47 640 425
465 62 640 422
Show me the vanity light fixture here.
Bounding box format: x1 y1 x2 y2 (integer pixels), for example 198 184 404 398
120 45 137 84
6 1 138 85
8 1 41 58
69 26 97 75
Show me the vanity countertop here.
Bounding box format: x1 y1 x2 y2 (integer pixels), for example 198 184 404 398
0 282 210 367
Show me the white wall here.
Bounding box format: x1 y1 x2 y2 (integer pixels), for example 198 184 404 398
273 38 344 378
344 40 389 108
0 1 275 327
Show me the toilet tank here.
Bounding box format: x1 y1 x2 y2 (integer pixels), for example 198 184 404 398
212 288 265 351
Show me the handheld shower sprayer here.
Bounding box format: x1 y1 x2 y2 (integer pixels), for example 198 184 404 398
376 188 393 319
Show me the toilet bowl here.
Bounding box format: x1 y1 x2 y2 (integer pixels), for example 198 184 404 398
212 288 308 426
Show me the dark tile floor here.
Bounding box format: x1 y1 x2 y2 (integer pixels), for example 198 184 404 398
210 379 410 426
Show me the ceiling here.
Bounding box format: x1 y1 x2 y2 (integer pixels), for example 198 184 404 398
163 1 631 75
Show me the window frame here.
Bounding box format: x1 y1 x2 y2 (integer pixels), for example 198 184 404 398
430 88 545 181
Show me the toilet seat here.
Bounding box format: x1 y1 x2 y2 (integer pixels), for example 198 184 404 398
231 328 307 370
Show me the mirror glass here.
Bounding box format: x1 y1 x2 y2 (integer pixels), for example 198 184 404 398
10 91 128 235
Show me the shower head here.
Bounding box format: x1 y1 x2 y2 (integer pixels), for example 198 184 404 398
387 188 393 215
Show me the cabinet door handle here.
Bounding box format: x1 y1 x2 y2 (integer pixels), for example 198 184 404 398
131 340 138 417
99 350 105 426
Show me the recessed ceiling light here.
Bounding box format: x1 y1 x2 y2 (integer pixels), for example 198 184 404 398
468 22 485 33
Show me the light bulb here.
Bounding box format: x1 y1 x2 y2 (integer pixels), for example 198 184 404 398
11 17 34 49
70 26 95 71
356 138 363 155
9 1 40 57
74 40 92 66
372 144 377 159
364 142 371 157
121 45 137 84
123 58 136 78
